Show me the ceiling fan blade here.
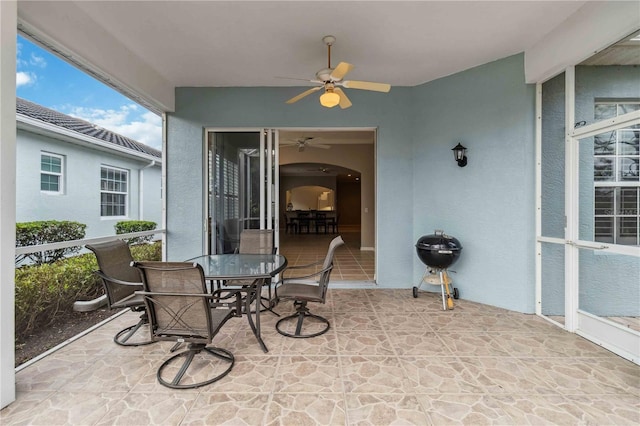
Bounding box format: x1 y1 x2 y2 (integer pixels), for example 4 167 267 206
275 76 323 84
330 62 354 81
342 80 391 93
285 87 322 104
334 88 352 109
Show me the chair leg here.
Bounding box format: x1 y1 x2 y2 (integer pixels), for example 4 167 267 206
157 343 234 389
275 301 330 338
114 312 154 346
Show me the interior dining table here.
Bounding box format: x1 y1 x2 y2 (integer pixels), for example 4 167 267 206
188 253 288 353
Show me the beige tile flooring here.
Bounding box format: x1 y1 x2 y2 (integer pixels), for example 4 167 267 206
280 229 375 282
2 289 639 425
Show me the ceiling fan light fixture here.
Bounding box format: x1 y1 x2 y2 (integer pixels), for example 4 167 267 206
320 90 340 108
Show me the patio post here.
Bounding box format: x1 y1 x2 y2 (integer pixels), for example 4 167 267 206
0 0 17 409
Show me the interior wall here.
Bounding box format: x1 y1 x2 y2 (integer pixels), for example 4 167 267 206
290 185 333 211
280 143 374 248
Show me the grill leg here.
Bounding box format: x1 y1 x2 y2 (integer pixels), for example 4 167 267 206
439 270 446 310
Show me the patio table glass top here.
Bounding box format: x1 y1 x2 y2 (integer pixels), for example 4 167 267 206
189 253 288 280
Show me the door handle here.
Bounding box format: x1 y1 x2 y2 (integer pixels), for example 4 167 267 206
567 241 609 250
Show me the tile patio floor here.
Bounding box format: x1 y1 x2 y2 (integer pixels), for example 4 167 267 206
2 289 639 425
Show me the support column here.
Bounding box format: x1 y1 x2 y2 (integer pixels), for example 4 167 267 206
0 0 17 409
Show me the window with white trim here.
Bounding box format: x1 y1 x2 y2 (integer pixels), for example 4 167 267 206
40 152 64 194
100 166 128 217
594 101 640 245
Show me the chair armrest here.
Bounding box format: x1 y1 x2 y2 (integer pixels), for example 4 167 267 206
94 270 142 287
278 264 333 283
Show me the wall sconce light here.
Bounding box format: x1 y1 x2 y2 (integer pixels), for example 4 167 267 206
452 143 467 167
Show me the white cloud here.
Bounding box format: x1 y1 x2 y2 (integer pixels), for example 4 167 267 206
66 104 162 151
16 71 36 87
29 53 47 68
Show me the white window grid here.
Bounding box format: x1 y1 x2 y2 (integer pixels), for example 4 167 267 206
100 165 128 218
594 101 640 245
40 152 64 194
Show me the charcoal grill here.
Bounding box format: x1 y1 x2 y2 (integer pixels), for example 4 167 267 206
413 230 462 310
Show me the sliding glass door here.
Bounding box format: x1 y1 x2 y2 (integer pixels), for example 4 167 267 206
206 129 279 254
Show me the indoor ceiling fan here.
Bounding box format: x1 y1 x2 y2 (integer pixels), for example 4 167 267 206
281 137 331 152
283 35 391 109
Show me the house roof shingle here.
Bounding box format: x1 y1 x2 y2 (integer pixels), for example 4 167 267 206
16 97 162 159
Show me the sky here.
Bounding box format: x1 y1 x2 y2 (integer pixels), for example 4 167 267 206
16 35 163 151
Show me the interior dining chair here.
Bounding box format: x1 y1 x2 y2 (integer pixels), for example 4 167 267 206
86 240 153 346
133 261 241 389
274 235 344 338
314 212 328 234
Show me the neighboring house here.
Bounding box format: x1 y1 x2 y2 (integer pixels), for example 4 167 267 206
15 98 162 238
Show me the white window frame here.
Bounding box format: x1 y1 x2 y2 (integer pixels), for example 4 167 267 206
40 152 64 195
593 100 640 246
100 165 129 218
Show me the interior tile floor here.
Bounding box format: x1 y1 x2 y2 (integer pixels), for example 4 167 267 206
3 290 639 425
280 228 375 282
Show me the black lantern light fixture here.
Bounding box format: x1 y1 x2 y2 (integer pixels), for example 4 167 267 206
452 143 467 167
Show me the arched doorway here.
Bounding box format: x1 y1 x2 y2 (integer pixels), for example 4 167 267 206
279 129 375 283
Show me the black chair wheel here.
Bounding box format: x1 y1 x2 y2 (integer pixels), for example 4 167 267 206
453 287 459 299
412 287 418 298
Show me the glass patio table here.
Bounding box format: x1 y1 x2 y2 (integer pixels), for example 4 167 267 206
189 253 288 353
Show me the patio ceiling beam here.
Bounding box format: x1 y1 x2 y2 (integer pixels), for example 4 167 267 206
17 1 174 113
525 1 640 83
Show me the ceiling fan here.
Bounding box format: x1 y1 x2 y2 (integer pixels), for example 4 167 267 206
283 35 391 109
281 137 331 152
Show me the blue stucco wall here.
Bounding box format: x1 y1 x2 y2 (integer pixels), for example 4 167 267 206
540 72 566 316
410 54 536 312
167 53 540 312
16 129 162 238
167 86 415 289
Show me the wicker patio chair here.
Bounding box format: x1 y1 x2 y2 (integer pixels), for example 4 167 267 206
274 235 344 338
133 261 241 389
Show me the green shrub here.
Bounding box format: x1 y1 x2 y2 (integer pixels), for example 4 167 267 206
115 220 157 244
130 240 162 261
15 240 162 342
16 221 86 265
15 253 100 339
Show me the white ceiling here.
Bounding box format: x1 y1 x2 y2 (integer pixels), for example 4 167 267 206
20 1 588 90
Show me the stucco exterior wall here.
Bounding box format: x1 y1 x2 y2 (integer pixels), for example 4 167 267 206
167 86 414 288
411 54 536 313
167 54 540 312
16 129 162 238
